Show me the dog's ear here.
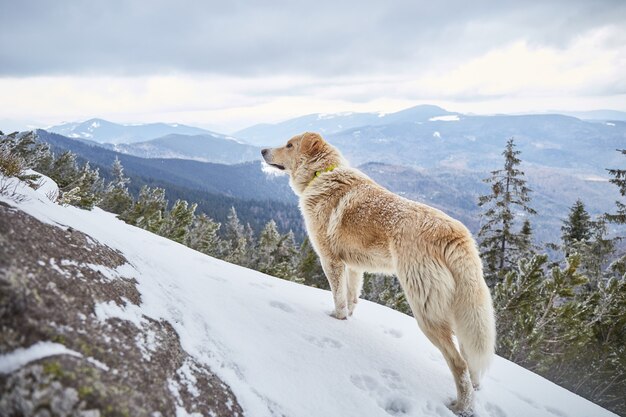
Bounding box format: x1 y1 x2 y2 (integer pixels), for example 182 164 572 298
301 132 324 156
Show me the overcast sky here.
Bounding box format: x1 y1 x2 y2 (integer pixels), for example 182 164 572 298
1 0 625 132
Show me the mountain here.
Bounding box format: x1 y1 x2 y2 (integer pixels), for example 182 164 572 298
36 130 293 203
48 118 215 144
34 130 623 244
327 114 625 174
553 109 626 121
0 176 618 417
35 130 302 237
109 133 261 164
236 106 625 175
234 105 456 146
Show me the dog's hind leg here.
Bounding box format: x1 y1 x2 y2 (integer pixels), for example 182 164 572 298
396 258 473 415
347 268 363 316
320 257 349 319
418 319 473 416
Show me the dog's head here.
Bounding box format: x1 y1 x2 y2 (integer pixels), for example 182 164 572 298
261 132 343 195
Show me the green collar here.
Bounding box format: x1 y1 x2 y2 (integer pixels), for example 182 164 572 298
306 164 337 188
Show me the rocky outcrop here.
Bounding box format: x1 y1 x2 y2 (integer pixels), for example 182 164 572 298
0 202 243 417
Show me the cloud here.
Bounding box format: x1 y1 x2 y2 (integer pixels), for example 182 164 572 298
1 0 625 130
1 0 625 77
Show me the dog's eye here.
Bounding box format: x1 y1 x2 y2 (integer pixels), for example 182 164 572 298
286 143 293 148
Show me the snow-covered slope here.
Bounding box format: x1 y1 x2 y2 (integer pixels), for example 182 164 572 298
0 177 617 417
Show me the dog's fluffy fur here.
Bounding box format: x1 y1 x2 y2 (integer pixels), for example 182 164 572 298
262 132 495 415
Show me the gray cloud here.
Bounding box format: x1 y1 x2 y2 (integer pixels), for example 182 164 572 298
1 0 625 77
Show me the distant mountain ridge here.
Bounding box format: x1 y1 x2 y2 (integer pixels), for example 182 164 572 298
48 118 216 144
235 104 457 146
34 129 622 245
108 133 261 164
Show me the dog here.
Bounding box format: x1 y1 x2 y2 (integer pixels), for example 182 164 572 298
261 132 495 416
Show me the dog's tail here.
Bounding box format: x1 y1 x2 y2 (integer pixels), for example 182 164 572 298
448 241 496 384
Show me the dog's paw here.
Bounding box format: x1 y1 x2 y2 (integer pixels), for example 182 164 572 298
330 307 348 320
447 400 474 417
348 299 358 316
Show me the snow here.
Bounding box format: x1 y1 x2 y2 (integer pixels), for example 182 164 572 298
429 115 460 122
0 342 82 374
0 174 618 417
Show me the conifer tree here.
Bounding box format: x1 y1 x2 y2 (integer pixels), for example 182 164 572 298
74 162 104 210
606 149 626 225
100 157 133 215
120 186 167 233
478 138 536 281
49 151 80 190
561 199 593 252
271 230 300 282
223 206 247 265
297 238 328 289
186 214 221 257
160 199 197 244
254 220 281 273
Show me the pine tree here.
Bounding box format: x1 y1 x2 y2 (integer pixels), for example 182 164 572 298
493 254 588 365
223 206 248 265
100 157 133 215
571 217 615 288
271 230 300 282
49 151 80 190
120 186 167 233
519 219 534 255
561 199 593 253
297 238 328 289
0 131 51 187
74 162 104 210
254 220 281 273
160 199 197 244
186 214 221 257
606 149 626 225
478 138 536 281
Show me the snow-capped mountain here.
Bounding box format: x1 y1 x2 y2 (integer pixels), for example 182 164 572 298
234 105 458 146
236 106 625 175
0 173 618 417
48 118 215 144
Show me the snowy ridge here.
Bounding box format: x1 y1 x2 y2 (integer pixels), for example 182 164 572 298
0 175 617 417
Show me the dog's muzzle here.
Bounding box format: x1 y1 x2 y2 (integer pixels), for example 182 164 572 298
261 148 285 170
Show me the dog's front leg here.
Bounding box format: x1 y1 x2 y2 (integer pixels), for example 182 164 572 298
321 258 349 319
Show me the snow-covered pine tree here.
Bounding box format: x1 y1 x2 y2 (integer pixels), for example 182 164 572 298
254 219 281 273
271 230 300 282
120 186 167 233
186 213 221 257
493 254 588 366
561 199 593 254
297 238 328 289
0 131 51 187
605 149 626 276
478 138 536 282
223 206 248 266
606 149 626 225
100 157 133 215
160 199 197 244
48 151 80 190
74 162 104 210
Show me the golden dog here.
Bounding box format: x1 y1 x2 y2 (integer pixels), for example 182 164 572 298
262 132 495 416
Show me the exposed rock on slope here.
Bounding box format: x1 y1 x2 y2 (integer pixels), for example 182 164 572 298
0 202 242 417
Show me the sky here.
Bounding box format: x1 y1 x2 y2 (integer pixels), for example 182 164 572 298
1 0 625 133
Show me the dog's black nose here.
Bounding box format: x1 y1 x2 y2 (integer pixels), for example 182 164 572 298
261 149 268 156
